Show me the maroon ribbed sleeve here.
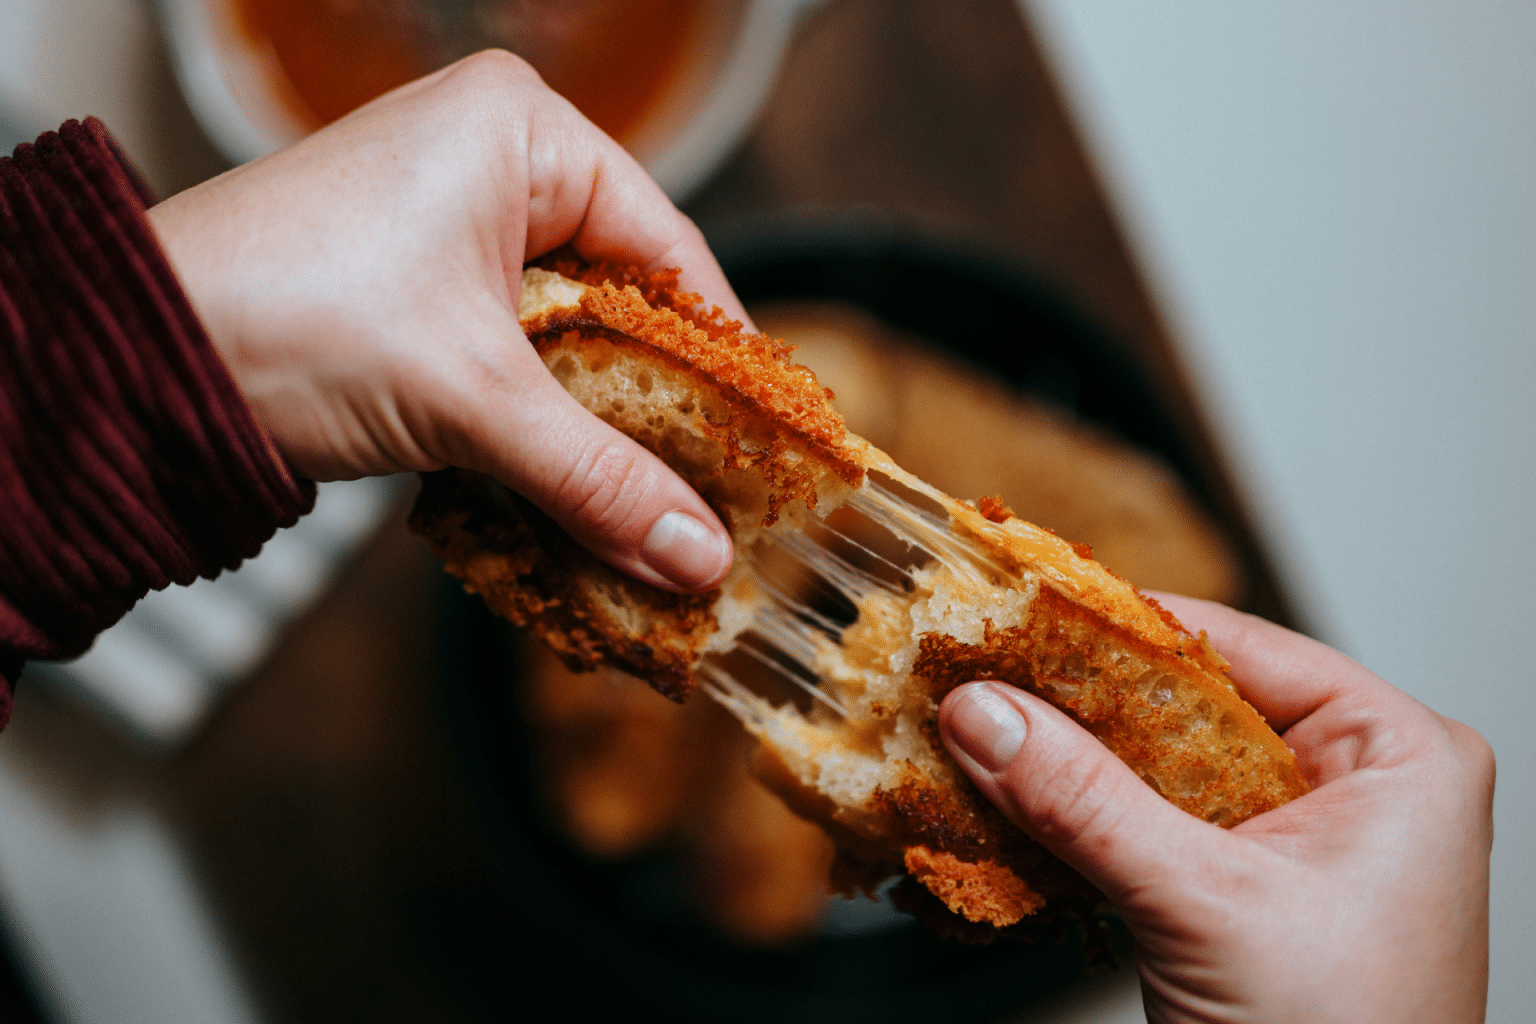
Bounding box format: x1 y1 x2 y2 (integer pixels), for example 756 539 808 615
0 118 315 730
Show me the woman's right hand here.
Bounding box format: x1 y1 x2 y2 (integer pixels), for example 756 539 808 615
941 595 1493 1023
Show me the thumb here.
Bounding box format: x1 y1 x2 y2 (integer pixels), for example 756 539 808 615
470 361 733 593
940 682 1218 904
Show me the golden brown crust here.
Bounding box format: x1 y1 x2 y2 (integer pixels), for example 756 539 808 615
887 872 1108 950
977 493 1014 524
903 845 1046 925
409 468 713 701
529 256 861 488
905 589 1305 825
414 259 1309 943
750 691 1101 930
536 326 849 528
411 261 868 699
714 448 1306 936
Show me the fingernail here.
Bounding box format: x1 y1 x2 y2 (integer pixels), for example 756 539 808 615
641 511 732 589
949 685 1027 772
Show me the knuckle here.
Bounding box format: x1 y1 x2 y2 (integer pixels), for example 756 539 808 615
672 213 706 249
455 47 538 84
434 49 546 117
1456 722 1497 790
1438 717 1494 772
554 436 650 536
655 217 705 268
1025 752 1128 849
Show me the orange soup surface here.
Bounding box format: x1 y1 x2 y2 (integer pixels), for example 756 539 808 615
233 0 701 144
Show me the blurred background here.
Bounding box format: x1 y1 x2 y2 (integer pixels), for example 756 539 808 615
1 1 1532 1021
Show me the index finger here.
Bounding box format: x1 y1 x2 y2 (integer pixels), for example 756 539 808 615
1146 592 1391 734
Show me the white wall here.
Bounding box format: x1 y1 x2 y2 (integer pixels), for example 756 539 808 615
1029 4 1536 1020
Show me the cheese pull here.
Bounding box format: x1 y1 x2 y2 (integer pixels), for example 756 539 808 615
410 260 1308 940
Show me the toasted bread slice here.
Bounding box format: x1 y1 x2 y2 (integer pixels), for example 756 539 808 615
409 260 1308 937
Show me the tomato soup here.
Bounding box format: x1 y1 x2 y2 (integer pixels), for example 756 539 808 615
233 0 702 144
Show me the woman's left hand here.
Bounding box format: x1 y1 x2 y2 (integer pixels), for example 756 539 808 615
146 50 741 592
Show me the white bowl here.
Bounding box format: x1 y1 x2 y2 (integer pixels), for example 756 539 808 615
156 0 819 201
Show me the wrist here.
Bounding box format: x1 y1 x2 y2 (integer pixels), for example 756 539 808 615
144 195 299 487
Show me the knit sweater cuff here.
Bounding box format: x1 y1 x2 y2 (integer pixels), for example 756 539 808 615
0 118 316 727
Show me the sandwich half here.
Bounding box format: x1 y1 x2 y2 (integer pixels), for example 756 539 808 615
409 258 1309 939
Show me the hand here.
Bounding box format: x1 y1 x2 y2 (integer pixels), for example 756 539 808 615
144 50 738 592
940 594 1493 1024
